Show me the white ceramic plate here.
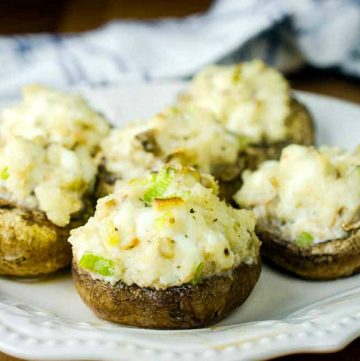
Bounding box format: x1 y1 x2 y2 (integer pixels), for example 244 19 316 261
0 83 360 361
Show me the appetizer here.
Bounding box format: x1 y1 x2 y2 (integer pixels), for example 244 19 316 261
0 85 110 276
178 60 315 169
97 106 243 200
70 166 261 329
234 144 360 280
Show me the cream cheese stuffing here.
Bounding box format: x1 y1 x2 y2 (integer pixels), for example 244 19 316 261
0 85 110 226
234 145 360 245
100 106 241 180
70 166 260 289
179 60 291 143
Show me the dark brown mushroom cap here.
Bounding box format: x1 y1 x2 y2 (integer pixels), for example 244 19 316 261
0 198 94 277
259 226 360 280
72 257 261 329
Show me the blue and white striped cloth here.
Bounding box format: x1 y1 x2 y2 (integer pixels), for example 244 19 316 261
1 0 359 97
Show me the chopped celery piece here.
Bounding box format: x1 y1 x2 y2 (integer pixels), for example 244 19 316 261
191 262 205 285
143 167 173 205
0 166 9 180
79 253 115 276
295 232 314 248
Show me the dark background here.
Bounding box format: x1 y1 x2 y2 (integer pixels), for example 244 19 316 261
0 1 359 361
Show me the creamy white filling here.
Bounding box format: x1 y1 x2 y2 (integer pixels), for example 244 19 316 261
100 107 240 180
0 136 96 226
179 60 290 143
0 85 110 226
70 167 260 289
2 84 109 151
234 145 360 244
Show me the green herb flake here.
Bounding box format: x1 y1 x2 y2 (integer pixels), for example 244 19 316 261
295 232 314 248
79 253 115 277
238 135 252 149
231 65 242 84
143 167 174 206
191 262 205 285
0 166 9 180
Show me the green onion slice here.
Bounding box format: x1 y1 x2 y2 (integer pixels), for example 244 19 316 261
295 232 314 248
191 262 205 285
143 167 174 205
0 166 9 180
79 253 115 277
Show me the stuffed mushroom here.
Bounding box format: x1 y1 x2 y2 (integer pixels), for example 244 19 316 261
234 144 360 280
97 107 244 200
70 166 261 329
0 85 110 276
178 60 315 171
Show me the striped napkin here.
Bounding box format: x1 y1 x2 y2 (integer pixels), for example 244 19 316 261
0 0 359 97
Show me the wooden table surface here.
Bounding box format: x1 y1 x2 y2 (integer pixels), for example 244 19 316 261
0 1 359 360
